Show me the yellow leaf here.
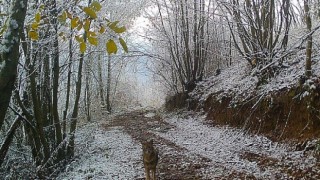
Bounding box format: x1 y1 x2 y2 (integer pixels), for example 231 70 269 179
58 11 67 24
87 31 96 37
66 10 73 19
28 31 39 41
39 4 45 10
99 25 105 33
106 39 117 55
90 1 102 11
119 38 128 53
88 36 98 46
71 17 79 29
108 21 126 34
35 12 41 23
77 21 83 31
58 32 66 41
108 21 119 29
75 35 84 43
83 7 97 19
83 19 91 31
31 22 39 30
114 26 126 34
80 42 86 53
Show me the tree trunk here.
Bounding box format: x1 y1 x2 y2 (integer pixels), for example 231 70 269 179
50 0 63 158
29 49 51 162
63 30 73 138
98 54 105 107
67 0 92 157
0 116 21 166
304 0 312 77
106 55 112 112
67 52 84 158
20 31 44 166
0 0 28 129
85 54 91 121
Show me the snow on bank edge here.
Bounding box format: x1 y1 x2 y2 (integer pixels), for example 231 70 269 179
192 56 320 104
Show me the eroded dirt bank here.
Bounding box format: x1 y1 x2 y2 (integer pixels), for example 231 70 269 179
189 85 320 142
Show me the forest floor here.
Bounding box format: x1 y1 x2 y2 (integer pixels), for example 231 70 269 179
57 109 320 179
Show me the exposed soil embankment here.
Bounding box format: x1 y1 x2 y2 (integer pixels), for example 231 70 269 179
201 86 320 141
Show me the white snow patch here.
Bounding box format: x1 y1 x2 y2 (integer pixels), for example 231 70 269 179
144 112 156 118
20 1 25 8
0 61 5 71
10 19 18 29
0 44 11 53
302 91 310 98
310 84 317 90
57 122 144 180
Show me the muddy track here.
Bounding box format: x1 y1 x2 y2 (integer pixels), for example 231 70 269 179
101 110 252 179
102 110 215 179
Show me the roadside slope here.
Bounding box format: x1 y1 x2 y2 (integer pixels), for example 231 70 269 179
188 59 320 141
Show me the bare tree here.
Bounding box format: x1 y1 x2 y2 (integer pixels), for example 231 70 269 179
149 0 220 93
221 0 293 80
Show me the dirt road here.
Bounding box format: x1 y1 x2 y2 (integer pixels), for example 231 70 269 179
103 109 320 179
58 109 320 179
103 110 215 179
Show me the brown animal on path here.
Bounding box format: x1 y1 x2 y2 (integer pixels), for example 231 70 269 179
142 139 159 180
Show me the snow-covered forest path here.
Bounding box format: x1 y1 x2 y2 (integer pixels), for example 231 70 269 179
58 110 320 179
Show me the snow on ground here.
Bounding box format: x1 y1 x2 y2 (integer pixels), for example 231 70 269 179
156 112 318 179
57 121 144 180
56 111 318 179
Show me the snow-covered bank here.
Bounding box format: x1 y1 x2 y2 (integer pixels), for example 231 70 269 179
193 56 320 104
